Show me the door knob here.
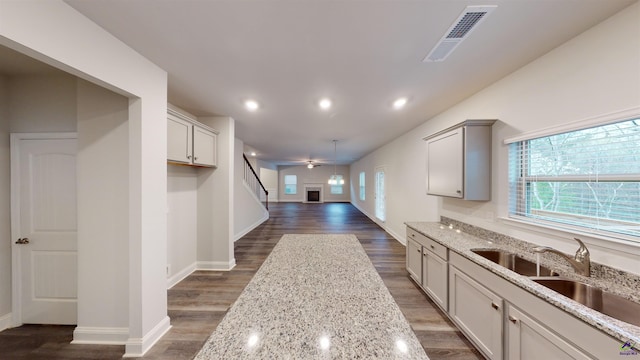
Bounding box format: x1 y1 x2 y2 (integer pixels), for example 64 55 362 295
15 238 30 244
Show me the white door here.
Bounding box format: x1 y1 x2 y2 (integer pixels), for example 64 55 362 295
11 134 78 325
375 168 386 221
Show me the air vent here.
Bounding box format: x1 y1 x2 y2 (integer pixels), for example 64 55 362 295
424 5 496 62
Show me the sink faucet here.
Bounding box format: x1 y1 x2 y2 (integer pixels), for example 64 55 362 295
533 238 591 277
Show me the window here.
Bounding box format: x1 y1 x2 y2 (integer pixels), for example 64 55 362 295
330 175 343 194
359 172 365 201
375 169 385 221
508 117 640 240
284 175 297 195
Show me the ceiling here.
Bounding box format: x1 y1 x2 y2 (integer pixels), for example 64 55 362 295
7 1 637 165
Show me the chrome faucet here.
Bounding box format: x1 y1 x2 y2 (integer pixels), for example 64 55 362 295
533 238 591 277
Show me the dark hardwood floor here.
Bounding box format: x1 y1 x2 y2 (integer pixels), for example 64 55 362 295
0 202 481 359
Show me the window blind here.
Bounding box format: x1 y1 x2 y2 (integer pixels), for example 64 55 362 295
508 118 640 240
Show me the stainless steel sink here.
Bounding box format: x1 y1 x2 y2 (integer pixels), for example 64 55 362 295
471 249 557 277
532 277 640 327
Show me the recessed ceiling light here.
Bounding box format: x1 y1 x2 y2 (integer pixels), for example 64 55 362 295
245 100 259 112
319 98 332 110
250 152 256 157
393 97 408 109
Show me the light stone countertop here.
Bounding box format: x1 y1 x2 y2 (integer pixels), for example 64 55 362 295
405 221 640 345
195 234 429 359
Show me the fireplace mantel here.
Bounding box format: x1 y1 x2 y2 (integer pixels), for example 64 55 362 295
303 183 324 203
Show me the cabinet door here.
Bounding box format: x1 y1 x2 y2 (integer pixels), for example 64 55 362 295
406 237 422 283
192 126 216 167
167 116 193 163
506 305 591 360
422 249 448 311
426 127 463 198
449 265 503 360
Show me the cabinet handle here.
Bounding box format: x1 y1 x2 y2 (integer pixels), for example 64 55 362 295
508 315 518 324
456 190 462 194
430 245 435 249
416 249 421 253
491 302 499 310
187 155 192 159
411 233 415 237
423 252 426 257
194 156 198 161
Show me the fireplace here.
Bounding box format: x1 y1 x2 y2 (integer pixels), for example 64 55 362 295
304 184 323 203
307 190 320 202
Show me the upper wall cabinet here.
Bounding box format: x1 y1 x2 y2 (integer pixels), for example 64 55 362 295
167 109 218 167
423 120 495 201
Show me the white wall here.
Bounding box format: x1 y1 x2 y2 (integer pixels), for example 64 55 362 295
0 75 10 328
75 79 129 342
350 133 439 240
259 167 278 203
351 3 640 274
278 164 351 203
197 116 235 270
0 1 169 355
234 138 268 241
8 74 77 132
167 165 198 286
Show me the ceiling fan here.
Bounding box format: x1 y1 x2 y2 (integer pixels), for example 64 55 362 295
306 160 322 169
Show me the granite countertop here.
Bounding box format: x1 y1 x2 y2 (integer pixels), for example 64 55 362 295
195 234 429 359
405 221 640 345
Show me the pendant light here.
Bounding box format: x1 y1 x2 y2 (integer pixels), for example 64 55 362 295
328 140 344 185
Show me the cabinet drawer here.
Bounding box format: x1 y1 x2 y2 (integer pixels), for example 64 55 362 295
423 237 447 260
407 228 447 260
407 228 428 245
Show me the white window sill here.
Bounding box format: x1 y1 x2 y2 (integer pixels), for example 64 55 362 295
498 215 640 256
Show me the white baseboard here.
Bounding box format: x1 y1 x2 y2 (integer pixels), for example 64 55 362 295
167 262 197 289
123 316 171 358
197 259 236 271
234 212 269 242
351 202 406 246
72 326 129 344
0 312 12 332
386 226 406 246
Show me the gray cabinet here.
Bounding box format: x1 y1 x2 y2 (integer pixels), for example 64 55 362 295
167 109 218 167
406 235 422 283
421 239 448 311
424 120 495 200
407 227 448 311
449 265 503 360
407 225 624 360
506 305 591 360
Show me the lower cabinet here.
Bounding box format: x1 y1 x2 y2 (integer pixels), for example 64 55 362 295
407 228 448 311
449 265 503 360
506 305 591 360
422 246 448 311
406 226 622 360
406 237 422 283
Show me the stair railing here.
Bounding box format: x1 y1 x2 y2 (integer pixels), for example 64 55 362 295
243 153 269 210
